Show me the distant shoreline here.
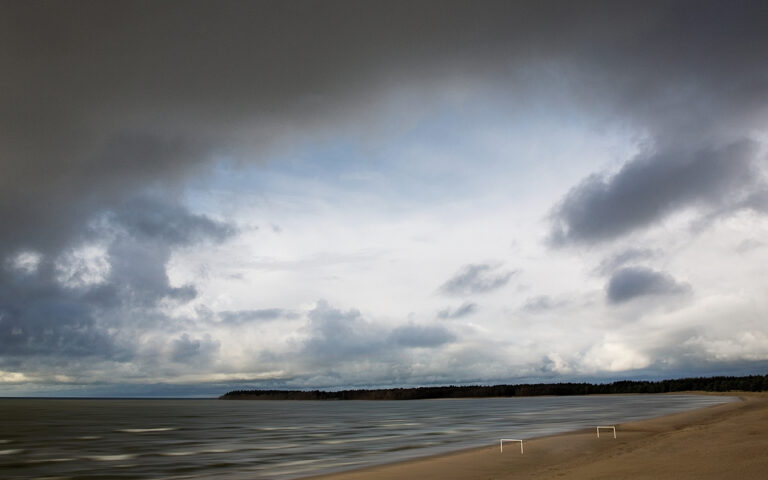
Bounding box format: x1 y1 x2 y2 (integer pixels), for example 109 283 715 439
220 374 768 400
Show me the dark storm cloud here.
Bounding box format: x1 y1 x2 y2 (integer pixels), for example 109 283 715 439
4 0 767 258
0 0 527 257
111 197 235 246
439 264 514 296
0 198 234 369
0 252 123 361
550 141 762 245
606 267 690 304
0 293 115 358
542 0 768 245
101 197 235 308
437 302 478 319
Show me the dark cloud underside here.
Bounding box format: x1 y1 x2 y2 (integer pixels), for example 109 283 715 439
550 141 762 245
3 0 767 256
606 267 690 304
0 198 234 367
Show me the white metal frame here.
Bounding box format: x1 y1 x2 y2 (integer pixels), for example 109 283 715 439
499 438 524 454
596 425 616 438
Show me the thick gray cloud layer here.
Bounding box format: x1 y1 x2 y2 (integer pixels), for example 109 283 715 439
0 197 234 369
606 267 690 304
4 0 768 256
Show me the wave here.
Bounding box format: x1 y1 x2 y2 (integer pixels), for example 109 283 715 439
384 442 439 452
321 435 397 445
159 447 237 456
254 443 301 450
85 454 137 461
25 457 75 464
116 427 178 433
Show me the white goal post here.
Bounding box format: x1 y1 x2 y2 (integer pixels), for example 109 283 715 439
499 438 524 454
596 425 616 438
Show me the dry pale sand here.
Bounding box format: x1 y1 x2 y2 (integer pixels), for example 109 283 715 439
306 393 768 480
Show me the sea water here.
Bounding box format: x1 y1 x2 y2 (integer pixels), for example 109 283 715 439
0 394 733 479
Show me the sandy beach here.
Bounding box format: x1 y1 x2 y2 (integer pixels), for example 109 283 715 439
307 393 768 480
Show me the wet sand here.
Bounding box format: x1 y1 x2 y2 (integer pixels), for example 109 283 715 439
306 393 768 479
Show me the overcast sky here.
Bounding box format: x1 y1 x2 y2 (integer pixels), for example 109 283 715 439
2 0 768 396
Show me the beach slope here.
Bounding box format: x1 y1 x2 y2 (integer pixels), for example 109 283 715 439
307 393 768 480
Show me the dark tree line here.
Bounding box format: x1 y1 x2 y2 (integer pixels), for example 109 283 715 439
220 374 768 400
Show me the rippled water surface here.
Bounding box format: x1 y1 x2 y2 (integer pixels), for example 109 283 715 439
0 394 732 479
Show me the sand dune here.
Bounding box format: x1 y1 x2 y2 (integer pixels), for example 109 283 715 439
306 393 768 479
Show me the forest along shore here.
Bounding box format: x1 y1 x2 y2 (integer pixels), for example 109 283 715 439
220 375 768 400
304 393 768 480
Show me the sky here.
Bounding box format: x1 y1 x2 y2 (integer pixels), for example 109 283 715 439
2 0 768 396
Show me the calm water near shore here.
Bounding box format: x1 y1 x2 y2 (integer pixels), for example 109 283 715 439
0 394 732 480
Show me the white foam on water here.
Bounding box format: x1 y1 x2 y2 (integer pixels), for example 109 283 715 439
256 443 301 450
116 427 177 433
275 459 361 477
86 454 138 461
280 458 325 467
0 440 10 444
74 436 101 440
320 460 363 469
259 458 327 477
321 435 397 445
201 448 236 454
25 458 75 464
0 449 23 455
160 450 196 456
160 447 237 456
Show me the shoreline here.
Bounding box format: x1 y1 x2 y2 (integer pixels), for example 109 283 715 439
302 392 768 480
